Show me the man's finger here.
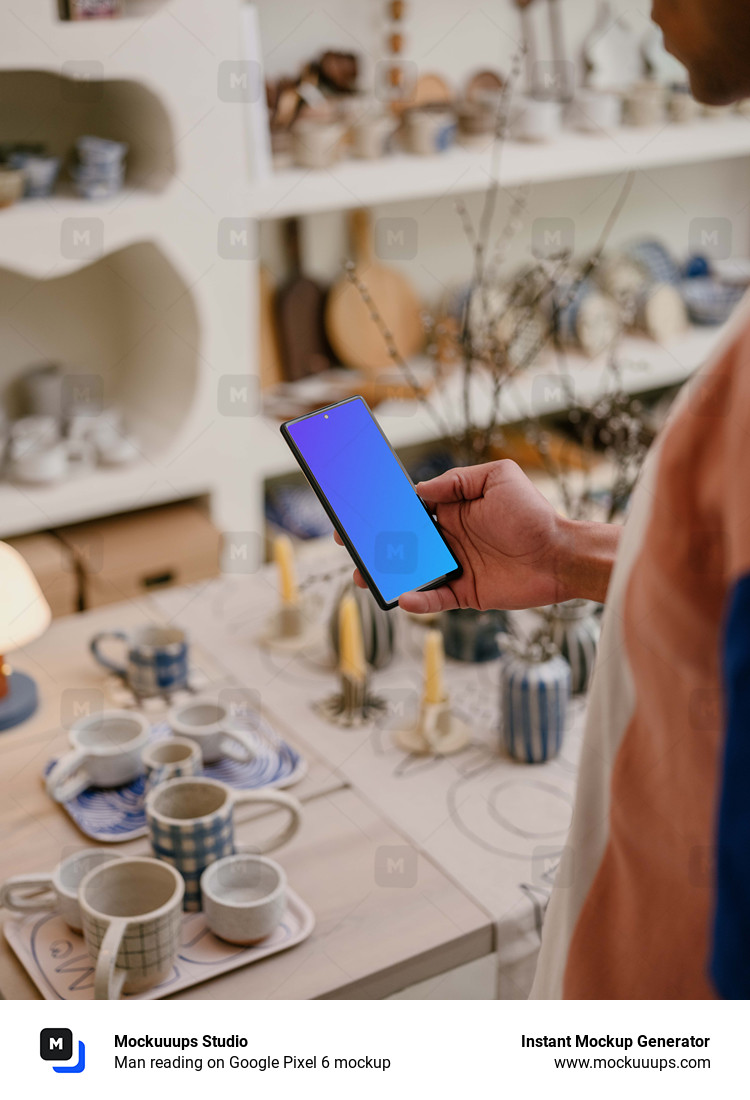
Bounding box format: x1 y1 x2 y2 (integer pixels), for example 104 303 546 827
416 462 498 504
333 530 343 546
353 569 366 589
398 585 459 614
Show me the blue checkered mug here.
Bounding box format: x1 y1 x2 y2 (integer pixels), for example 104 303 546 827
90 625 189 697
145 776 303 911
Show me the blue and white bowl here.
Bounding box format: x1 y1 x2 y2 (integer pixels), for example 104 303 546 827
681 277 745 325
626 238 681 287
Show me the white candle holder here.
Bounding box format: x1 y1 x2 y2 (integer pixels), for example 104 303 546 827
395 698 472 756
315 672 387 728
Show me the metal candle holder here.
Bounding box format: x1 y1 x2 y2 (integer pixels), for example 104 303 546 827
315 671 387 728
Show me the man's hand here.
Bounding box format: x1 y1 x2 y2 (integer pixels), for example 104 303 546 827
334 460 620 614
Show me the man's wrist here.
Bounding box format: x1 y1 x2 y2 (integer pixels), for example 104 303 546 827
553 517 621 604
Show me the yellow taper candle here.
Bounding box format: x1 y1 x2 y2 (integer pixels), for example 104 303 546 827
273 534 299 606
423 628 447 705
338 592 367 684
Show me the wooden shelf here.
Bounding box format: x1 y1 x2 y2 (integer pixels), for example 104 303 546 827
247 117 750 220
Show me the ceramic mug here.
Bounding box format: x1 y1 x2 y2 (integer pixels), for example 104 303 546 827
168 697 257 764
90 625 189 697
142 737 202 792
201 855 286 945
146 776 303 910
0 848 123 933
46 710 150 803
79 856 183 999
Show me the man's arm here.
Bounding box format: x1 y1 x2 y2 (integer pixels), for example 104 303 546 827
336 460 622 613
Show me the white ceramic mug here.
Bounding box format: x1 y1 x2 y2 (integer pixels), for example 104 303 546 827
46 710 150 803
168 697 256 764
0 849 123 933
201 855 286 945
80 856 184 1000
146 776 303 911
142 737 202 792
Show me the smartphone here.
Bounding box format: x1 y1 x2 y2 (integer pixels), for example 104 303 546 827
281 396 461 610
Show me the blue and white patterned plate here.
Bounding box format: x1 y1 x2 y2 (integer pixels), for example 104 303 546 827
43 715 306 843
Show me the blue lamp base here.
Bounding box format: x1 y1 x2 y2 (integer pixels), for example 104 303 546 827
0 671 39 732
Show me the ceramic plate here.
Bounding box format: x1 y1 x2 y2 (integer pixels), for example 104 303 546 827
4 890 315 1000
43 716 307 843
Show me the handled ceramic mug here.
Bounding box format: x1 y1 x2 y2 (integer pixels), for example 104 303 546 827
141 737 203 793
46 710 150 803
90 625 189 697
79 856 184 1000
168 697 257 764
0 848 123 933
146 776 303 911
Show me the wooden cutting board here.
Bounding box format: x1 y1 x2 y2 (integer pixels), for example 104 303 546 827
258 267 284 391
275 219 331 381
325 208 424 375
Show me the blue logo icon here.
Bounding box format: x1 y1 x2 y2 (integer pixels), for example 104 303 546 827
40 1028 86 1074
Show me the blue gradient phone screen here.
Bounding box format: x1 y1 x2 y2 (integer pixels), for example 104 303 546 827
287 398 458 604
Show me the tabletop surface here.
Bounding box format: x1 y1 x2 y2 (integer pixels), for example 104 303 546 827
0 593 493 1000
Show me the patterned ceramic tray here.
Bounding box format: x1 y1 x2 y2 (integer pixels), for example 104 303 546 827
4 890 314 1000
44 716 307 843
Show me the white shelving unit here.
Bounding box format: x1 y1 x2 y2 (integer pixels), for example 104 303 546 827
248 118 750 220
0 0 255 543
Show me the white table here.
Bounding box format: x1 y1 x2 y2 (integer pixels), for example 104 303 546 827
150 540 587 998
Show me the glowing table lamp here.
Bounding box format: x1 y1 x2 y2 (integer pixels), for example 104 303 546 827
0 542 51 731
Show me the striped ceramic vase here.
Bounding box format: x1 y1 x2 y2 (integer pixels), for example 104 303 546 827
500 647 571 764
547 599 601 695
329 583 396 670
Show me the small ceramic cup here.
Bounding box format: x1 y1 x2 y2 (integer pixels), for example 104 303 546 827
46 710 150 803
201 855 287 945
515 97 563 142
168 697 256 764
403 108 456 155
79 856 183 1000
90 625 189 697
0 848 123 933
9 441 69 485
142 737 202 793
569 89 621 132
291 118 345 169
351 114 397 159
146 776 302 910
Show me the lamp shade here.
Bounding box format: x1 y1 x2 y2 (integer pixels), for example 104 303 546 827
0 542 51 653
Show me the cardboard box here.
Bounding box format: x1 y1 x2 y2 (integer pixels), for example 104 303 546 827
5 532 80 619
55 501 221 610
